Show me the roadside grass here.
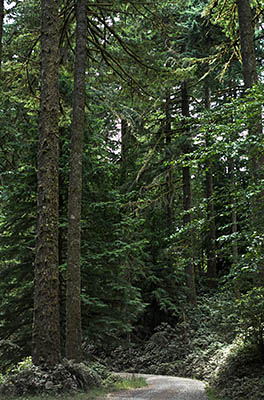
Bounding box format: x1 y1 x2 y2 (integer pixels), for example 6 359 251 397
0 376 147 400
113 376 146 391
206 387 230 400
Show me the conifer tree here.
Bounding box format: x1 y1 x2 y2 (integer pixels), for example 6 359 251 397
0 0 3 71
181 81 196 306
237 0 264 285
204 81 217 288
236 0 258 89
32 0 61 367
66 0 87 362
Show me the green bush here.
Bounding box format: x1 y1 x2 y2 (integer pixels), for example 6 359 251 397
209 341 264 400
98 294 233 380
236 287 264 359
0 359 108 396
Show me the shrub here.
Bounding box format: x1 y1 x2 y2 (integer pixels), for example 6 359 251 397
0 359 106 396
235 287 264 360
209 341 264 400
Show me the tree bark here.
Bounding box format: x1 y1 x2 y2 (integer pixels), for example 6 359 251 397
204 83 217 288
236 0 257 89
237 0 263 174
65 0 87 362
237 0 264 283
0 0 4 73
32 0 61 367
165 94 173 233
181 81 196 306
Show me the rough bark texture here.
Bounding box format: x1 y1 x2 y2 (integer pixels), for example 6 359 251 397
237 0 263 172
32 0 61 367
237 0 264 283
204 83 217 288
65 0 87 362
237 0 257 89
181 82 196 306
0 0 3 72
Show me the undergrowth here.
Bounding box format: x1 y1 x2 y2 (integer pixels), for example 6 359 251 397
89 293 264 400
209 342 264 400
0 376 146 400
91 294 234 381
2 292 264 399
0 358 146 398
206 387 230 400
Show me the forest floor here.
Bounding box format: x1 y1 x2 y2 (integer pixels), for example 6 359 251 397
106 373 208 400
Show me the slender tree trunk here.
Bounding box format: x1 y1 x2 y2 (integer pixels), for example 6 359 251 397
205 170 217 287
228 84 239 268
204 83 217 288
120 118 129 185
120 117 138 190
65 0 87 362
181 81 196 306
232 211 238 264
32 0 61 367
230 161 238 265
0 0 3 73
165 94 173 233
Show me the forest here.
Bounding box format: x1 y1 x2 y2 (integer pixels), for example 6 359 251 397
0 0 264 399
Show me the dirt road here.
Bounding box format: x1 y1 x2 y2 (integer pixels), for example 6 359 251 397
107 374 208 400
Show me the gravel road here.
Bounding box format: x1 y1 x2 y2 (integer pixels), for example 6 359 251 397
106 373 208 400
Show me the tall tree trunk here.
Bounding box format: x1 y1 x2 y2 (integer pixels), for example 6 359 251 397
230 161 238 265
65 0 87 362
204 83 217 288
181 81 196 306
228 83 239 268
237 0 257 89
205 170 217 287
237 0 261 170
237 0 264 283
32 0 61 367
0 0 3 73
165 94 173 233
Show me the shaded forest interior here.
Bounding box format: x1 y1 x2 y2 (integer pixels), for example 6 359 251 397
1 0 264 399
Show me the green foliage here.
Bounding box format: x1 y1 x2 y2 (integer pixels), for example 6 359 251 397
209 341 264 400
7 357 33 375
97 293 264 399
0 376 146 400
0 359 146 399
1 0 264 396
111 375 146 390
97 294 235 380
206 387 229 400
0 359 107 396
235 287 264 356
